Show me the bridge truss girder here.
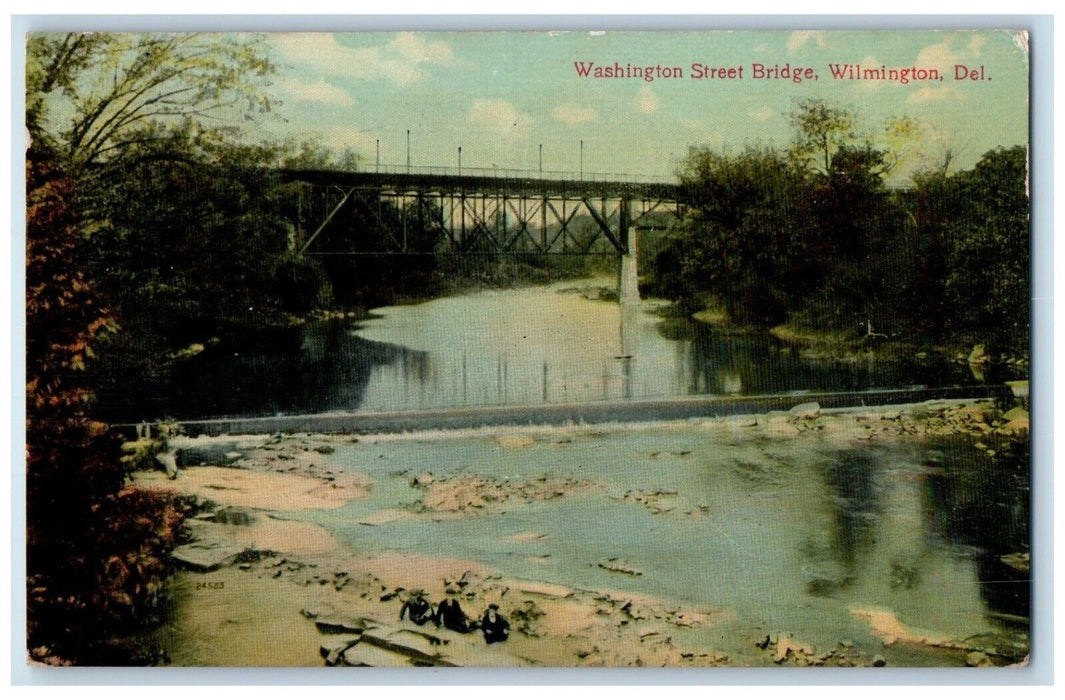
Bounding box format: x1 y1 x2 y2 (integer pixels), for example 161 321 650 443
290 181 683 257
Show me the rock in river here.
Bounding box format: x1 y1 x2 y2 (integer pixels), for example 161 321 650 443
171 542 246 572
788 402 821 419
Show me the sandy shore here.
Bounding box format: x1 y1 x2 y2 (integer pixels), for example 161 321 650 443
133 399 1030 668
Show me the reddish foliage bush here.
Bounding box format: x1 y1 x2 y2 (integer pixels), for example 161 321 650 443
26 147 185 665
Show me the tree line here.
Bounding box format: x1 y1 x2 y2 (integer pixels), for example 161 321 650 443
648 99 1029 358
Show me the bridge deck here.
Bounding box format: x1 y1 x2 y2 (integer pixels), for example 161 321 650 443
279 168 683 200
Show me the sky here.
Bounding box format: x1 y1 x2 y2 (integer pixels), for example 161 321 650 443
253 29 1030 181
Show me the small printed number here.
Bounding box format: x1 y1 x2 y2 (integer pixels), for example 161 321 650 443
196 581 224 590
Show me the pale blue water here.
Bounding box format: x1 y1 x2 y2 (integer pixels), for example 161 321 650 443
292 423 1027 660
103 279 991 422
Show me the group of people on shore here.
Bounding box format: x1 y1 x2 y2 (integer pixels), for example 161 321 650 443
399 591 510 644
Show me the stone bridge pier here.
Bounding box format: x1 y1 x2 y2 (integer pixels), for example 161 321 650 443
619 223 640 305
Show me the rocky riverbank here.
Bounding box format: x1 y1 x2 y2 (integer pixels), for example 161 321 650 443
130 398 1030 668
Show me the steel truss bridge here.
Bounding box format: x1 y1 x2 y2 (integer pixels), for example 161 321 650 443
279 166 685 258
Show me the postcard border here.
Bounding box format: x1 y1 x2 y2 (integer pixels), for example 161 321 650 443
7 12 1054 687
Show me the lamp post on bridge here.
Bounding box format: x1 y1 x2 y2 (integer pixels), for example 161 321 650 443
579 140 583 180
539 143 543 177
458 146 462 175
406 129 411 174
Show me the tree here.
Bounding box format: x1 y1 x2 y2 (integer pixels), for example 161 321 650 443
26 146 184 664
27 32 275 170
881 115 924 175
26 34 309 420
24 34 281 661
788 99 857 175
945 146 1030 353
657 147 803 325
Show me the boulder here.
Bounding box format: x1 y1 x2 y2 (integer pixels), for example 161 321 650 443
763 418 801 438
320 639 360 666
171 542 245 572
315 617 375 635
411 472 435 487
1002 406 1029 422
506 579 574 599
341 642 427 667
175 443 242 467
360 625 449 665
999 416 1030 435
1005 381 1029 400
966 651 992 668
157 452 179 480
789 402 821 419
202 507 255 526
968 344 990 365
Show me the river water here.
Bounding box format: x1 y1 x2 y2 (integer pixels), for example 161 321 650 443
154 278 1029 664
126 278 991 422
297 420 1029 665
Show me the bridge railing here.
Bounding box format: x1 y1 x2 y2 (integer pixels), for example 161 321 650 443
362 162 675 185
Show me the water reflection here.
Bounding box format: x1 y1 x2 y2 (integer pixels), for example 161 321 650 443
799 440 1029 625
102 280 996 421
106 321 427 421
348 282 986 413
923 436 1031 620
824 450 882 569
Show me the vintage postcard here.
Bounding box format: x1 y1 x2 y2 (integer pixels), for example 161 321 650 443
24 28 1032 669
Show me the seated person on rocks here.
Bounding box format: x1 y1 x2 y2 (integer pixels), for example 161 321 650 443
434 597 476 633
479 604 510 644
399 590 435 626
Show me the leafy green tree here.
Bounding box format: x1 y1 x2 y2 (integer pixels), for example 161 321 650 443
25 33 316 419
27 32 274 170
798 144 903 330
788 99 857 175
657 147 804 325
944 146 1029 353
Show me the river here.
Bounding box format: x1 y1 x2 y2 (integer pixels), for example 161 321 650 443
109 278 994 422
144 279 1029 665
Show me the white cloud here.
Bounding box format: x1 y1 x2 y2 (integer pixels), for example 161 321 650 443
276 76 354 106
914 39 959 72
915 33 997 70
468 98 532 137
849 55 886 92
907 85 962 105
787 31 826 53
748 106 775 123
634 86 658 114
389 32 455 64
273 32 455 85
552 103 597 125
